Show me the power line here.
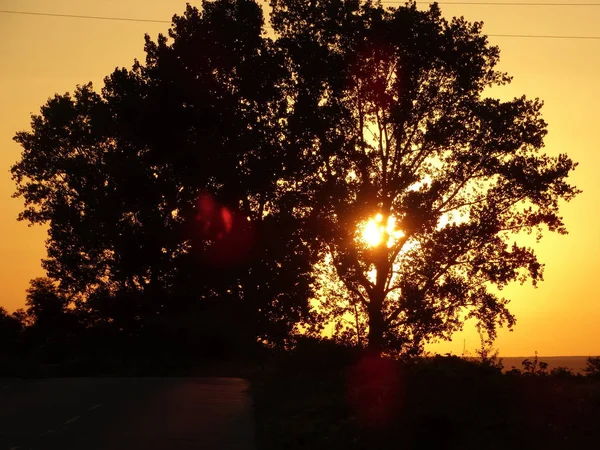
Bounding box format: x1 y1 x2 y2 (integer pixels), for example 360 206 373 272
1 9 599 40
389 1 600 5
0 10 170 24
489 33 600 39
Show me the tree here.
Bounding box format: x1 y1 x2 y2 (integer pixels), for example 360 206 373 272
0 307 24 359
270 0 579 353
11 0 317 346
12 0 579 356
21 278 83 361
25 278 70 324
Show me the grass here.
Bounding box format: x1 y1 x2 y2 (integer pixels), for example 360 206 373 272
250 351 600 450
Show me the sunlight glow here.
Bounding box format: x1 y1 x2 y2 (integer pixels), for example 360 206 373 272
360 214 405 248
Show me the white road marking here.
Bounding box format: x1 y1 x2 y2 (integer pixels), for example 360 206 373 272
88 403 101 411
40 429 56 436
9 446 20 450
64 415 80 425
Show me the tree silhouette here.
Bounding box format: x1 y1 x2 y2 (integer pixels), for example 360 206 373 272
20 277 83 362
270 0 579 353
11 0 317 349
25 278 70 324
0 307 24 363
11 0 579 356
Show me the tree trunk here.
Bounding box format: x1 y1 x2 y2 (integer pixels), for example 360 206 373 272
367 293 385 354
368 242 389 355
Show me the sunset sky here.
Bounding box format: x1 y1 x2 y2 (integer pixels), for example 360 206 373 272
1 0 598 356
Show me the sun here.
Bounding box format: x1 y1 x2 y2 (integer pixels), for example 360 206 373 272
362 214 385 247
360 213 404 248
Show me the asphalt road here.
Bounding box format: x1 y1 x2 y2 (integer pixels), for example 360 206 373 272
0 377 255 450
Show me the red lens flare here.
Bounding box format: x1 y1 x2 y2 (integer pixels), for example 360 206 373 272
192 192 255 268
347 353 404 429
221 207 233 235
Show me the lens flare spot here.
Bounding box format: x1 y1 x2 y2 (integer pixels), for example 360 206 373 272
221 207 233 234
192 192 256 268
347 354 403 429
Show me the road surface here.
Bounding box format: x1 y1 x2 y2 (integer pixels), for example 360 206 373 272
0 377 255 450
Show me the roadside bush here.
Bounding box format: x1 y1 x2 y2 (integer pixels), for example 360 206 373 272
550 366 575 378
521 352 548 376
584 356 600 377
282 336 359 373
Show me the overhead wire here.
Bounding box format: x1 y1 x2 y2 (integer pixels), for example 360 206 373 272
1 7 599 40
388 1 600 5
0 10 170 24
488 34 600 39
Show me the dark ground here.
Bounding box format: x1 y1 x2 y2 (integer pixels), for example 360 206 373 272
0 377 255 450
3 352 600 450
250 352 600 450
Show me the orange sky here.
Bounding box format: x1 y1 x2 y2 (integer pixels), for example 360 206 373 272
1 0 598 356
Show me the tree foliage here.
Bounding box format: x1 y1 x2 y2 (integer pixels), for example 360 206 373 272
11 0 317 346
270 0 579 353
0 307 24 357
11 0 579 355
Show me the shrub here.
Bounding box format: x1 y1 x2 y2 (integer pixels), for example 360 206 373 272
550 366 574 378
506 366 522 376
583 356 600 377
521 351 548 376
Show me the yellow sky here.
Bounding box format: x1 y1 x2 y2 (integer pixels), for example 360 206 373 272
1 0 598 356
